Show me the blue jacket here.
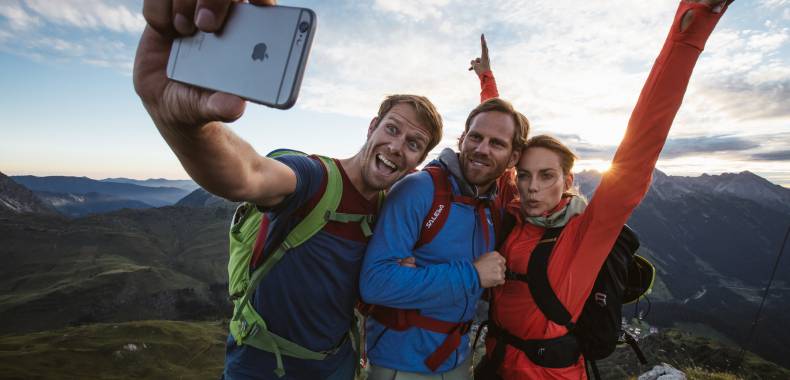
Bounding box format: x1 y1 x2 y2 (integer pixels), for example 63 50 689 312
360 149 497 373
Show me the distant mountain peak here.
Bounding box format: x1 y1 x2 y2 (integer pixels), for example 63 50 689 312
734 170 765 181
0 172 59 216
574 169 790 213
175 188 236 209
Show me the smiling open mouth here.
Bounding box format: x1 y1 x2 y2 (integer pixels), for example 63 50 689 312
376 153 398 173
469 158 489 167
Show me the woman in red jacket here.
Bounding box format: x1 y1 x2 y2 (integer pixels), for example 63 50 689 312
477 1 733 379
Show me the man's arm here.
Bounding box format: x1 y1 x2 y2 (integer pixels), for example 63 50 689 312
470 34 499 102
133 0 294 207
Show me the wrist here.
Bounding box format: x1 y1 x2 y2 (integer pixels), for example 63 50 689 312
471 261 484 288
478 69 494 80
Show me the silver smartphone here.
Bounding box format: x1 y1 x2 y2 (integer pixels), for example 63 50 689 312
167 4 316 109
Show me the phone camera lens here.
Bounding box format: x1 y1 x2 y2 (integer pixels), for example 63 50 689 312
299 21 310 33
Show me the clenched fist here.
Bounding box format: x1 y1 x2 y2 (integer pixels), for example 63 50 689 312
474 251 506 288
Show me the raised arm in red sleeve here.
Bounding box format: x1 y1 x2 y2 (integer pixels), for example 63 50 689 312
480 70 500 102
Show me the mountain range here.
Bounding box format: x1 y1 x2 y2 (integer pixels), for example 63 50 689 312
7 175 196 217
576 169 790 368
101 177 199 192
0 169 788 372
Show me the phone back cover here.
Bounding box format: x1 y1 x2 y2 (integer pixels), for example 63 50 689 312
167 4 314 107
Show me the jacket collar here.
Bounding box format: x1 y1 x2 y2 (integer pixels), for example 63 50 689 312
436 148 498 200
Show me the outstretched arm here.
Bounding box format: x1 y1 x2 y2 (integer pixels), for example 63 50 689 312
590 0 732 220
470 34 500 102
564 0 732 296
133 0 295 207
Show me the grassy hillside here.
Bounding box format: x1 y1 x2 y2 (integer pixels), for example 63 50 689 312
3 322 790 379
0 320 227 380
0 207 234 334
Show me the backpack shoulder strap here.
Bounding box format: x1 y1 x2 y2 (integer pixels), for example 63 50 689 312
282 155 343 247
527 226 575 329
319 155 383 238
495 208 515 250
415 165 504 249
415 165 453 248
241 155 342 306
249 151 334 268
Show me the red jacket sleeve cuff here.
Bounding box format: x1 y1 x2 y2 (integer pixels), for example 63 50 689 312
479 70 500 102
478 70 495 80
670 0 730 51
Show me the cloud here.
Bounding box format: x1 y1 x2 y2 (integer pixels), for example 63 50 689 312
661 135 761 159
760 0 790 8
0 1 40 30
0 32 135 73
23 0 144 34
751 150 790 161
557 135 763 161
696 75 790 120
690 26 790 121
573 145 616 160
0 1 140 72
373 0 451 21
299 23 480 120
300 1 680 124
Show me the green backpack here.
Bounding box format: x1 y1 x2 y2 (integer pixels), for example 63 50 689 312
227 149 383 377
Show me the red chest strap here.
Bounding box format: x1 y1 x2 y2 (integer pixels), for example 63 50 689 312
416 166 500 249
367 305 472 372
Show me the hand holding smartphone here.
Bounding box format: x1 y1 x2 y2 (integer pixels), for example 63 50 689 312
167 3 316 109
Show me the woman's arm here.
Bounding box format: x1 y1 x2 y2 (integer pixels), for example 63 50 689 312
569 0 732 275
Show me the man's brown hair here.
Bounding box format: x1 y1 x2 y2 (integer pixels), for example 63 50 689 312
376 95 443 156
460 97 530 151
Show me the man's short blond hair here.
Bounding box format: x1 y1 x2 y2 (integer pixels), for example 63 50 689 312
376 95 443 156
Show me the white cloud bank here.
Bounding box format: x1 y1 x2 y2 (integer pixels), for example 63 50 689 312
24 0 144 33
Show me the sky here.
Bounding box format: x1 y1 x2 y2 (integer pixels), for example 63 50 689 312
0 0 788 187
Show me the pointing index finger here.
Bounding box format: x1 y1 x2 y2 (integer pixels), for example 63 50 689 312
481 33 488 61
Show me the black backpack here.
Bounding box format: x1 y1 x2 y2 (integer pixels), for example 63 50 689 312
475 223 655 379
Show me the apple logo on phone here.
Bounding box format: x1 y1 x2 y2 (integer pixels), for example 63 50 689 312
252 43 269 61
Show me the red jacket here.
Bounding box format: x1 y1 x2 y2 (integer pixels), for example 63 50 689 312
484 2 730 379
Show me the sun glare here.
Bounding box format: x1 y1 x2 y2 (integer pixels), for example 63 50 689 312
574 159 612 174
595 161 612 173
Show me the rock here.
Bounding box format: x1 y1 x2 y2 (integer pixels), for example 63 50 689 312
638 363 686 380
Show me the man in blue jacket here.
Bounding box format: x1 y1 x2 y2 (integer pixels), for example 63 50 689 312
360 97 529 378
